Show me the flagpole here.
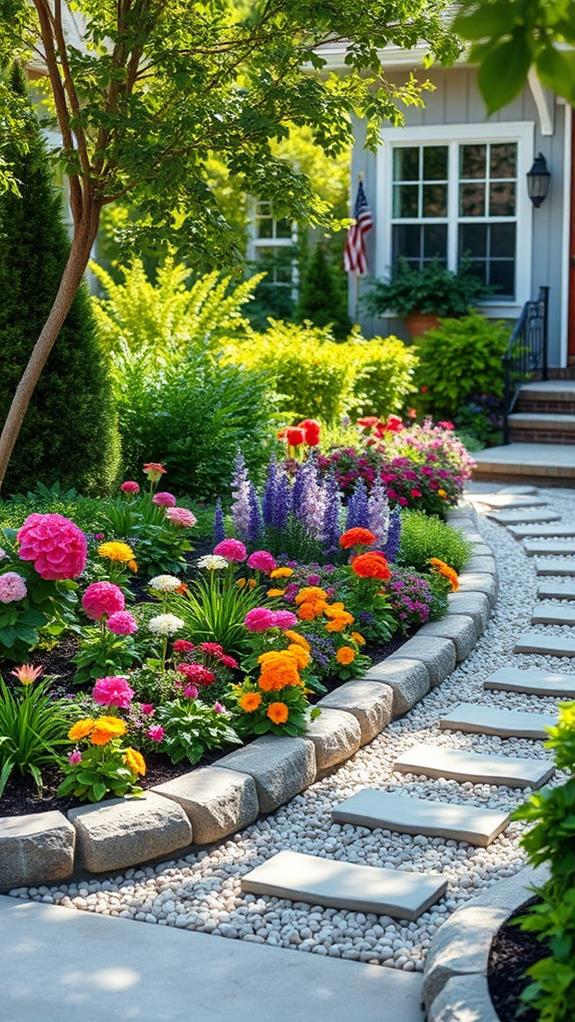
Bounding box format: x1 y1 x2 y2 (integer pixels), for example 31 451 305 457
353 171 365 323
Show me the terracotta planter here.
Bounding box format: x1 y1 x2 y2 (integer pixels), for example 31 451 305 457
404 311 440 338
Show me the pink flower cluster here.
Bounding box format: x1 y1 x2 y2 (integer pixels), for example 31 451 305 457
17 513 87 581
153 491 176 508
107 610 138 636
166 507 197 528
177 663 215 687
82 581 125 621
0 571 27 603
120 480 140 494
244 607 298 633
213 539 247 562
92 675 134 709
246 550 276 574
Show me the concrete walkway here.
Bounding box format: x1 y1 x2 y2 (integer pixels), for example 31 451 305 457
0 895 424 1022
472 441 575 485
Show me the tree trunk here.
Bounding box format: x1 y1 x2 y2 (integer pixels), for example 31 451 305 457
0 224 97 493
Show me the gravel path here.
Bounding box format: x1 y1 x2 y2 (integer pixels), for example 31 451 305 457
12 485 574 971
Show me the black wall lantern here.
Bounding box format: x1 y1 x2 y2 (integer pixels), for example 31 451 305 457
527 152 551 208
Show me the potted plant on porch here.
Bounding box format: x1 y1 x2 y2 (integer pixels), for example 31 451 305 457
366 258 491 337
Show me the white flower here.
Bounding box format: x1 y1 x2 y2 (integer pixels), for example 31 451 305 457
148 613 185 636
149 574 182 593
197 554 228 571
0 548 6 560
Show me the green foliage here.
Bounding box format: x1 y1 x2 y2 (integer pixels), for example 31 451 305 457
73 627 139 685
98 498 194 576
414 314 510 419
397 510 472 574
367 259 491 317
514 702 575 1022
155 699 241 765
224 321 418 424
0 673 72 796
169 573 265 653
297 243 351 340
453 1 575 112
57 739 144 803
0 65 120 496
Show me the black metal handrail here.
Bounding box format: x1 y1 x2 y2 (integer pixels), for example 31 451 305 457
502 286 549 444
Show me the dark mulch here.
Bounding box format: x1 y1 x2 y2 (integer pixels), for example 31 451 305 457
488 902 549 1022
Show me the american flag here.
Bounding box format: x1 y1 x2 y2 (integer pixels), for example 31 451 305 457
344 179 373 276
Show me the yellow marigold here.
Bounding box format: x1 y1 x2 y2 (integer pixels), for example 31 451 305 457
267 588 286 598
90 715 127 746
324 602 346 619
336 646 356 665
124 747 146 777
270 567 294 579
429 557 459 592
437 488 447 499
239 691 262 713
351 631 366 646
295 586 328 606
98 541 135 564
267 701 289 725
287 643 311 669
247 579 256 589
128 559 138 573
284 630 311 652
68 718 95 742
326 611 354 632
236 578 247 589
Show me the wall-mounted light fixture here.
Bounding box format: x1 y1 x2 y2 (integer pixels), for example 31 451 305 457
527 152 551 208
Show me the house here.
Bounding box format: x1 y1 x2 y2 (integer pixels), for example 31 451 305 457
323 44 572 370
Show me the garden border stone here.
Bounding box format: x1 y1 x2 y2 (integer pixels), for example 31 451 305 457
0 811 75 888
0 499 497 886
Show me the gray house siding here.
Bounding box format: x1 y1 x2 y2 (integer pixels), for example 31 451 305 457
351 67 568 366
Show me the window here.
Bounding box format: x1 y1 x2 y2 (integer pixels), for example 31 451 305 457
249 200 297 293
381 122 534 306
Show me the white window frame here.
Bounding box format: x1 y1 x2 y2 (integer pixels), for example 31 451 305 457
376 121 535 316
247 199 299 299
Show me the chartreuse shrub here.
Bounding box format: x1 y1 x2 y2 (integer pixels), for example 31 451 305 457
514 703 575 1022
397 510 471 574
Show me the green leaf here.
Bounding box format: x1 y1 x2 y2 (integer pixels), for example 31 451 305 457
477 35 533 114
453 4 513 41
536 46 575 103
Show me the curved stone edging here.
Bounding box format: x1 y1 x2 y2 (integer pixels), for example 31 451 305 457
422 865 548 1022
0 501 498 888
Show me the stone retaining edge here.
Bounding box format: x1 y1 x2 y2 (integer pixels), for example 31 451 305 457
1 502 497 888
422 865 549 1022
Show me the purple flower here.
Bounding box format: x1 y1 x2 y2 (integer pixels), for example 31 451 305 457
346 479 369 530
231 451 251 541
382 508 401 562
213 499 226 545
247 482 263 544
322 473 341 552
262 458 278 528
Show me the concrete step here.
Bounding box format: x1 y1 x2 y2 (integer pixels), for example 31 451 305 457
531 604 575 626
509 524 575 539
535 558 575 576
516 381 575 416
497 485 539 494
438 702 556 740
240 850 447 921
487 509 562 526
475 493 548 509
509 413 575 444
524 539 575 557
537 581 575 600
394 744 554 788
514 631 575 657
472 444 575 487
332 790 511 847
484 666 575 698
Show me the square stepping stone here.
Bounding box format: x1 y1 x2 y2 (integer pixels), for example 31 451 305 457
537 581 575 600
535 558 575 577
509 524 575 539
480 495 547 509
498 485 538 494
514 631 575 657
394 744 554 788
332 790 511 847
487 510 561 526
240 850 447 921
439 702 556 740
531 604 575 626
524 539 575 557
484 666 575 698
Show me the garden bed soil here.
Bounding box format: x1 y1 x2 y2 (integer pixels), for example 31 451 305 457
488 903 549 1022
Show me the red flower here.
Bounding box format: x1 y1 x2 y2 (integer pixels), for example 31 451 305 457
339 527 377 550
281 426 305 447
357 416 379 429
173 639 195 653
351 552 391 581
297 419 321 446
420 385 428 393
437 420 455 431
410 489 422 498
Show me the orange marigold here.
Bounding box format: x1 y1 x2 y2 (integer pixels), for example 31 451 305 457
239 691 262 713
351 551 391 581
336 646 356 665
267 701 289 725
124 747 146 777
287 643 311 669
429 558 459 592
68 718 95 742
270 567 294 579
339 527 377 550
284 630 311 652
294 586 328 606
351 631 366 646
326 614 354 633
324 602 346 619
297 601 320 621
90 715 127 746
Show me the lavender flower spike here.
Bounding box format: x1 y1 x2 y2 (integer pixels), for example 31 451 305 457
230 450 251 541
262 457 278 528
213 498 226 544
247 482 263 544
382 508 402 562
346 478 369 530
368 476 390 546
323 474 342 552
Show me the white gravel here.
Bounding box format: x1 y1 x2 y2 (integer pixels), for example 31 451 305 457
11 484 574 970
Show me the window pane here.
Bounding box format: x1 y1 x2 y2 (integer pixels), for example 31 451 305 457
460 183 485 216
423 184 447 217
490 222 516 257
393 224 421 260
459 223 487 258
423 224 448 260
460 144 486 179
489 182 516 216
423 146 448 180
393 146 419 181
275 218 292 239
393 184 419 218
256 216 273 238
466 259 488 285
256 201 272 216
490 143 517 179
489 259 515 297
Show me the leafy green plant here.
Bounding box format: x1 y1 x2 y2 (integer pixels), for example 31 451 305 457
98 497 193 575
155 699 241 765
0 669 72 796
73 627 139 685
169 573 265 653
397 510 472 574
366 259 491 317
514 702 575 1022
58 731 145 803
297 242 351 340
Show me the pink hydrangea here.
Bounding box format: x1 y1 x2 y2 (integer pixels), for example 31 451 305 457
82 581 125 621
213 702 225 714
166 506 197 528
147 725 165 742
0 571 27 603
272 610 298 631
92 675 135 709
107 610 138 636
152 491 176 507
17 513 87 581
247 550 276 573
213 538 247 562
120 480 140 494
244 607 277 632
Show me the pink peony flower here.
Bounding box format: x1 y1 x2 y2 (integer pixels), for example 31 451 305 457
272 610 298 630
173 639 195 653
141 703 155 716
213 539 247 562
247 550 276 574
0 571 27 603
17 513 87 581
120 480 140 494
177 663 215 687
166 506 197 528
183 683 199 699
107 610 138 636
147 725 165 743
82 581 125 621
92 675 135 709
68 749 82 766
152 491 176 507
244 607 277 632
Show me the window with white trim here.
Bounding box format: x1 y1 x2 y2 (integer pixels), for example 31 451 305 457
251 200 297 294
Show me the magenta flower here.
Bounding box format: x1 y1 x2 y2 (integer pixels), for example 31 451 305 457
213 538 247 563
0 571 27 604
140 703 155 716
68 749 82 766
272 610 298 630
166 506 197 528
177 663 215 687
92 675 135 709
107 610 138 636
213 702 225 714
247 550 276 574
120 480 140 494
183 683 199 699
153 491 176 508
244 607 277 632
147 725 165 742
17 513 87 581
82 581 125 621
